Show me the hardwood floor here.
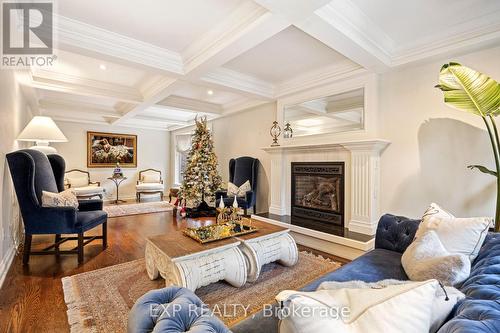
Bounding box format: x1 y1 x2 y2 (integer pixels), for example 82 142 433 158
0 210 348 333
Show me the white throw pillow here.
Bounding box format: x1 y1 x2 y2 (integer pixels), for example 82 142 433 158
402 231 471 286
316 279 465 333
42 189 79 209
276 280 460 333
67 176 89 188
142 174 161 183
416 203 491 261
423 202 455 219
227 180 251 197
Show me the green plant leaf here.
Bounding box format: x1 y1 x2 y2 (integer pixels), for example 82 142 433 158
468 164 498 177
436 63 500 117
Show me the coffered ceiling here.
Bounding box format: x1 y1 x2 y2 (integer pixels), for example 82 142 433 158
18 0 500 131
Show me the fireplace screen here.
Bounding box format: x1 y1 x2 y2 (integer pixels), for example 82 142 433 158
291 162 344 226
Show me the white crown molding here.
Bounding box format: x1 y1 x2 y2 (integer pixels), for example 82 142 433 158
51 115 170 131
134 115 191 126
391 13 500 66
31 69 143 103
275 60 366 98
159 95 224 115
313 1 394 66
201 67 274 99
54 14 184 75
39 99 120 117
222 98 270 116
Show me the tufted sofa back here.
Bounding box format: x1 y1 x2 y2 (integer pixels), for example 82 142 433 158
375 214 420 253
438 232 500 333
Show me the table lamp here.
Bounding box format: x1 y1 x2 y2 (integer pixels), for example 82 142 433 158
17 116 68 154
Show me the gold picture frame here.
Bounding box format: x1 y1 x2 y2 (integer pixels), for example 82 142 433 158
87 131 137 168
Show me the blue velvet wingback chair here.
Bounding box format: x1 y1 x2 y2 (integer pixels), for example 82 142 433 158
216 156 259 215
6 149 108 264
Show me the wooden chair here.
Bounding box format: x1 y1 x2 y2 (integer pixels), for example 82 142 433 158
136 169 164 202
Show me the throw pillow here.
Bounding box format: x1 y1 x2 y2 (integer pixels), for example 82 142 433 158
68 176 89 188
401 230 471 286
423 202 455 219
142 174 161 183
316 279 465 333
416 203 491 261
42 189 79 209
276 280 460 333
227 180 251 197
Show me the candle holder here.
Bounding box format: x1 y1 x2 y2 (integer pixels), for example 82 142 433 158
283 122 293 139
270 121 281 147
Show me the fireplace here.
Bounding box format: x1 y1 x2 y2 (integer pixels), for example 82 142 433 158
291 162 344 228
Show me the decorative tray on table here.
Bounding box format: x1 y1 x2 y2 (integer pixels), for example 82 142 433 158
183 219 258 244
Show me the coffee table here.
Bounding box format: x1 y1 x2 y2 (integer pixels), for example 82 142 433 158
145 232 247 291
145 219 298 290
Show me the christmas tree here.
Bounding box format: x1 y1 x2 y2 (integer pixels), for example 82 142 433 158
180 117 222 207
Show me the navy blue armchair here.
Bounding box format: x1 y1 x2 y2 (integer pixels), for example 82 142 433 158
6 149 108 264
216 156 259 215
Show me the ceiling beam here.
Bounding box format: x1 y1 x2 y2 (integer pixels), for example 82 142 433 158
158 96 224 115
31 69 143 103
110 77 180 124
199 67 274 100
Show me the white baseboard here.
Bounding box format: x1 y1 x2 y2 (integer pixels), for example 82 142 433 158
0 246 16 290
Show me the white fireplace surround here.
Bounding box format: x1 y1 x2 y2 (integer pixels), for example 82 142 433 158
262 139 390 235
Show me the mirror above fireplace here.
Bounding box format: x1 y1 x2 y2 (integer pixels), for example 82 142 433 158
283 88 364 138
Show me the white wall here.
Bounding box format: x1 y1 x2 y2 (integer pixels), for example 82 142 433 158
52 122 169 201
379 46 500 219
170 103 276 213
0 70 31 288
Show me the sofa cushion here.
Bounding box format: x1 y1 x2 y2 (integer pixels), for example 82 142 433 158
302 248 408 291
73 185 104 196
402 230 471 286
416 213 491 261
375 214 420 253
276 280 461 333
136 183 164 191
76 210 108 232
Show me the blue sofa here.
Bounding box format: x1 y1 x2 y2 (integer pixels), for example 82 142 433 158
231 214 500 333
129 214 500 332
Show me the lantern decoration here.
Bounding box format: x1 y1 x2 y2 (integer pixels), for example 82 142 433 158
283 122 293 139
270 121 281 147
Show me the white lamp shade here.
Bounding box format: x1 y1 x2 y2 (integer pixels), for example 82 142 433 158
17 116 67 142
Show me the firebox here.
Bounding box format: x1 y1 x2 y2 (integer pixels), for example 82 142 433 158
291 162 344 228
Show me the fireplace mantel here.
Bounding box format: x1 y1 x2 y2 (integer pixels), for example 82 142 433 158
262 139 390 235
262 139 390 153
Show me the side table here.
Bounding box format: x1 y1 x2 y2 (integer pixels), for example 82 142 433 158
107 176 127 204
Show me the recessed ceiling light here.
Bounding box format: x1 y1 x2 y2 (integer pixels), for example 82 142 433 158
207 90 214 95
99 64 107 70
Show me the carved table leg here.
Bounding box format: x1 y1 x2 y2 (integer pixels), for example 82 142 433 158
145 242 159 280
239 231 299 282
175 246 247 291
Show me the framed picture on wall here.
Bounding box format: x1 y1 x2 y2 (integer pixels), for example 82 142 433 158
87 131 137 168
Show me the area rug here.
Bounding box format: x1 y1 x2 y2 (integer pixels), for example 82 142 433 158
62 252 341 332
103 201 174 217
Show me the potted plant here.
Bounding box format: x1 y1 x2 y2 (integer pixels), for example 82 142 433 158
436 62 500 231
